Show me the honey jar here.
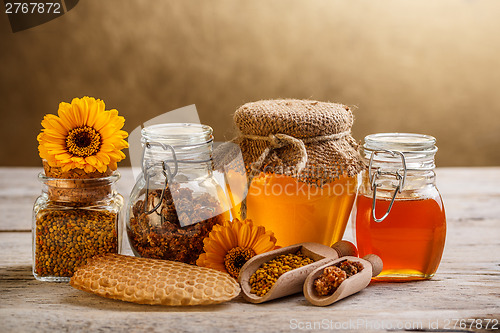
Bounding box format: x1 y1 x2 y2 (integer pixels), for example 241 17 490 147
355 133 446 281
241 173 357 246
217 99 363 248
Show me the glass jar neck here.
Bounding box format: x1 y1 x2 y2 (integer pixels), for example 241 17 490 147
360 133 438 198
39 172 120 205
362 133 437 172
141 123 214 180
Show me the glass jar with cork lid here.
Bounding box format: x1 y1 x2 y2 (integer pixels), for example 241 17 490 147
215 99 364 248
33 163 124 282
126 123 230 265
355 133 446 281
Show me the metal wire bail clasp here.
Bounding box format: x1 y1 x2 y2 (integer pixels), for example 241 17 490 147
141 141 179 215
368 150 407 222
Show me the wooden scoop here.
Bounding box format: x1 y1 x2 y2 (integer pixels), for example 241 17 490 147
303 254 383 306
238 241 357 304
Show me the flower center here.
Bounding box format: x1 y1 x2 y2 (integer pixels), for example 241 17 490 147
224 247 256 279
66 126 101 157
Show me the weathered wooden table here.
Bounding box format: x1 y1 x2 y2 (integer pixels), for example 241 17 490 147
1 167 499 332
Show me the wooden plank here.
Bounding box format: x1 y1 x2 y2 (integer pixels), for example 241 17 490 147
436 167 500 222
1 167 500 231
1 168 499 332
1 217 499 332
436 167 500 196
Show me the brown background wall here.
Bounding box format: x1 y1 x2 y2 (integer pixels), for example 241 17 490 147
1 0 499 167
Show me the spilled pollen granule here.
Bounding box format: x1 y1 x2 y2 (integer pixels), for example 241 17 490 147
249 252 314 297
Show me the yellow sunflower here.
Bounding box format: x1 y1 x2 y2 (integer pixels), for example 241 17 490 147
197 218 277 279
37 96 128 173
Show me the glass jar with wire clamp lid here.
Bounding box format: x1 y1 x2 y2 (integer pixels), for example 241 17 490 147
126 123 230 265
355 133 446 281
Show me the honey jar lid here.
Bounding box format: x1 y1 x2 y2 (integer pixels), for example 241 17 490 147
216 99 364 185
362 133 438 170
364 133 437 153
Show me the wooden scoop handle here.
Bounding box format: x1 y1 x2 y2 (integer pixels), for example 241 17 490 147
331 240 358 258
363 254 383 277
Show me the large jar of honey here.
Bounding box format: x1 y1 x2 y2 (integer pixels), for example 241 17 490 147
217 100 363 248
355 133 446 281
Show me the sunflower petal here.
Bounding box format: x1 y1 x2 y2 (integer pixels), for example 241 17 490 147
209 263 227 273
93 110 111 131
106 151 124 161
99 126 116 140
43 128 66 139
202 252 226 272
85 97 99 127
196 253 208 266
96 164 107 173
96 152 111 165
111 139 129 150
112 114 125 130
71 156 84 163
72 98 85 125
85 155 98 166
205 238 226 257
108 161 118 171
42 115 68 136
57 102 78 129
99 143 115 153
55 153 72 160
61 163 73 172
84 164 95 173
223 225 238 249
117 130 129 138
230 218 242 235
247 225 266 249
57 102 81 129
213 231 232 253
237 223 251 248
252 235 276 254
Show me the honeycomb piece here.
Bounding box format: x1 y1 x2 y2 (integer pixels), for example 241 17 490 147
70 253 240 306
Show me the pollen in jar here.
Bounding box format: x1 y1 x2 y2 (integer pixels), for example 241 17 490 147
355 195 446 281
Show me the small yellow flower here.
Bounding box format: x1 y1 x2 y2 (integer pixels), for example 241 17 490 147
197 218 277 279
37 96 128 173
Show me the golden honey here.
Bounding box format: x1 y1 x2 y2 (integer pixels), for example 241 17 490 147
227 172 357 247
356 194 446 281
355 133 447 281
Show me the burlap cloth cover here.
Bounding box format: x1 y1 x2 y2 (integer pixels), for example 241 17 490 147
215 99 363 185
